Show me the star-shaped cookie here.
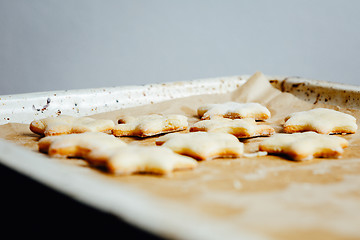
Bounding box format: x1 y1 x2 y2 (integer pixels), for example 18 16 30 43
30 115 115 136
98 146 198 175
112 114 188 137
190 118 275 138
156 132 244 160
259 132 348 161
284 108 357 134
39 132 127 157
39 132 197 175
197 102 271 120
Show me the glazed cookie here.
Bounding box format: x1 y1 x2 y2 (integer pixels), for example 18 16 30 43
259 132 348 161
39 132 197 175
283 108 357 134
39 132 126 157
112 114 188 137
92 146 198 175
156 132 244 160
190 118 275 138
197 102 271 120
30 115 115 136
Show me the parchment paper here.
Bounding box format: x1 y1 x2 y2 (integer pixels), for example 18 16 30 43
2 72 360 240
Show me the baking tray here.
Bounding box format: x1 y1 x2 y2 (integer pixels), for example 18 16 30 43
1 74 360 239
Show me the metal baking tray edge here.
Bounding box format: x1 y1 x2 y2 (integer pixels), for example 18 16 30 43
0 75 248 124
0 75 359 240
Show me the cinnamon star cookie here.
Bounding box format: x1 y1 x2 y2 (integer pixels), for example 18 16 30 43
112 114 188 137
259 132 348 161
284 108 357 134
30 115 115 136
190 118 275 138
156 132 244 161
197 102 271 120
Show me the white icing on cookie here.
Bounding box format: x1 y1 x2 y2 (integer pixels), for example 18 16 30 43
197 102 271 120
38 132 126 157
156 132 244 160
259 132 349 161
190 118 275 138
112 114 188 137
30 115 115 136
97 146 198 175
284 108 357 134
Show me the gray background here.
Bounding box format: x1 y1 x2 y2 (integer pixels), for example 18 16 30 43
1 0 359 95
